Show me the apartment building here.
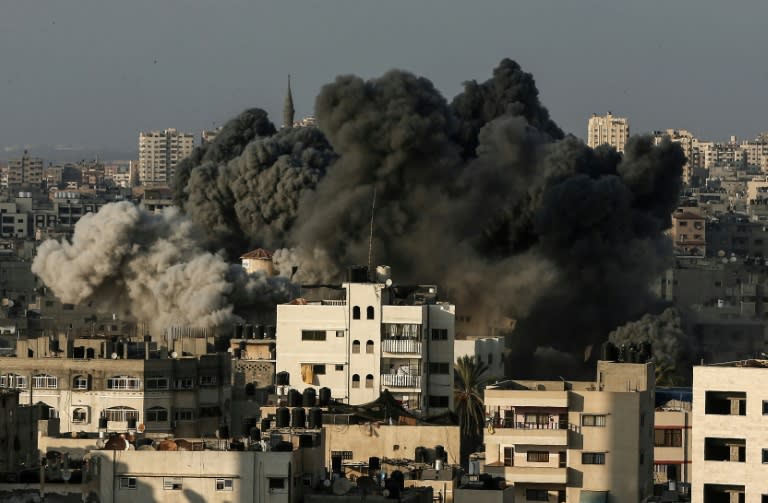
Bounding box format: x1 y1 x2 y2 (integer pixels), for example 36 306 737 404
0 332 231 437
275 266 455 413
138 128 194 186
483 358 655 503
7 151 43 187
587 112 629 153
692 359 768 502
653 388 693 496
670 208 706 256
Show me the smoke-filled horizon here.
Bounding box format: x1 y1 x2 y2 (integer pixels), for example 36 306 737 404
34 59 685 372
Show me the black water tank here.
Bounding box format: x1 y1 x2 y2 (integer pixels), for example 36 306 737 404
331 454 342 473
233 324 243 339
435 445 446 462
261 417 272 432
319 387 332 406
369 456 381 471
143 334 151 343
347 265 369 283
274 441 293 452
249 427 261 442
218 425 229 439
291 407 306 428
276 407 290 428
288 389 302 407
640 341 653 362
266 326 276 339
415 446 427 463
299 434 314 448
302 388 317 406
390 470 404 490
98 417 108 429
254 325 264 339
243 324 253 339
242 417 257 434
229 440 244 451
308 408 323 429
276 372 290 386
601 341 619 361
239 341 247 351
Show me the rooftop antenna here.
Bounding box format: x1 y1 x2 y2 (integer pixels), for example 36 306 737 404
367 187 377 279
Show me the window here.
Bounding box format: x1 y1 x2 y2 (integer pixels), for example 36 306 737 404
503 447 514 467
763 449 768 464
72 408 88 424
33 374 58 389
106 376 141 390
428 395 449 408
526 489 549 501
163 477 183 490
145 377 169 390
353 306 361 320
582 452 606 465
335 364 344 371
331 450 353 460
429 362 450 374
216 478 233 491
199 375 217 386
527 451 550 463
174 408 194 421
352 374 360 388
582 414 607 427
73 375 89 390
430 328 448 340
145 407 169 422
103 407 139 422
366 306 375 320
301 330 326 341
1 374 26 389
365 340 374 354
268 478 286 490
336 330 345 338
313 364 326 375
174 377 194 390
762 400 768 415
352 340 361 354
119 477 136 490
655 429 683 447
365 374 374 388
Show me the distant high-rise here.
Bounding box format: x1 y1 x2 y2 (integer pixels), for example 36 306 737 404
283 75 295 129
7 151 43 187
138 128 194 187
587 112 630 153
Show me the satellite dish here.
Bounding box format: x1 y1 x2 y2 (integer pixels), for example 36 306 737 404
111 352 118 359
718 250 726 257
332 478 353 495
385 278 393 287
171 352 178 359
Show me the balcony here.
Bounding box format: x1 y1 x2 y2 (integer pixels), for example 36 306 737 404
484 465 567 484
381 374 422 388
487 419 572 446
382 339 422 354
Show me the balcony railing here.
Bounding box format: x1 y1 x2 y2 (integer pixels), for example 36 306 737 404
382 339 422 354
381 374 422 388
488 418 578 432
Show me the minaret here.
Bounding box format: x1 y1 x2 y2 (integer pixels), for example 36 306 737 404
283 75 295 129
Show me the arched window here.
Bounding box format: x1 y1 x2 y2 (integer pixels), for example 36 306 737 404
106 376 141 390
73 375 89 390
353 306 361 320
103 406 139 422
145 406 169 422
352 340 361 354
366 306 375 320
32 374 57 389
72 407 88 424
365 374 374 388
366 340 374 354
352 374 360 388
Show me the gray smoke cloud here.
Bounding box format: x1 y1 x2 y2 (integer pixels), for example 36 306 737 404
32 202 292 335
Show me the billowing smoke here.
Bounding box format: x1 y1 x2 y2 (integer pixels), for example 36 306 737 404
609 307 691 385
31 202 292 334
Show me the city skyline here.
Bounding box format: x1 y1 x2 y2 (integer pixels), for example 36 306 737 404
2 1 768 155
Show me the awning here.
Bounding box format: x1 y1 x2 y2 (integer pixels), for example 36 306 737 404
579 491 608 503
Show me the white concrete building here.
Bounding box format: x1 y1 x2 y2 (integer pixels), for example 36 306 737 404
454 336 505 380
587 112 630 153
692 359 768 502
275 268 454 413
138 128 194 186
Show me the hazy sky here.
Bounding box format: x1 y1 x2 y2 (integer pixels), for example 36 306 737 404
1 0 767 157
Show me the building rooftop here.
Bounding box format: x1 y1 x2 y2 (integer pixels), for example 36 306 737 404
240 248 273 260
702 358 768 368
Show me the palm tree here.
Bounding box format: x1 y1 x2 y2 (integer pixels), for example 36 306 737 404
453 355 492 437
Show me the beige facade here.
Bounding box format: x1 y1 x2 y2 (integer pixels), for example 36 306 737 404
7 151 43 187
692 360 768 502
587 112 629 153
654 407 692 492
454 336 505 380
275 279 454 414
138 128 194 186
670 208 706 256
240 248 277 276
483 361 655 503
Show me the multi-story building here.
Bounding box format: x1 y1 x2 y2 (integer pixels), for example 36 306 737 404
483 358 655 502
0 331 231 437
587 112 630 153
7 151 43 187
654 388 693 496
201 126 222 144
138 128 194 187
275 266 455 414
692 359 768 502
670 208 706 256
